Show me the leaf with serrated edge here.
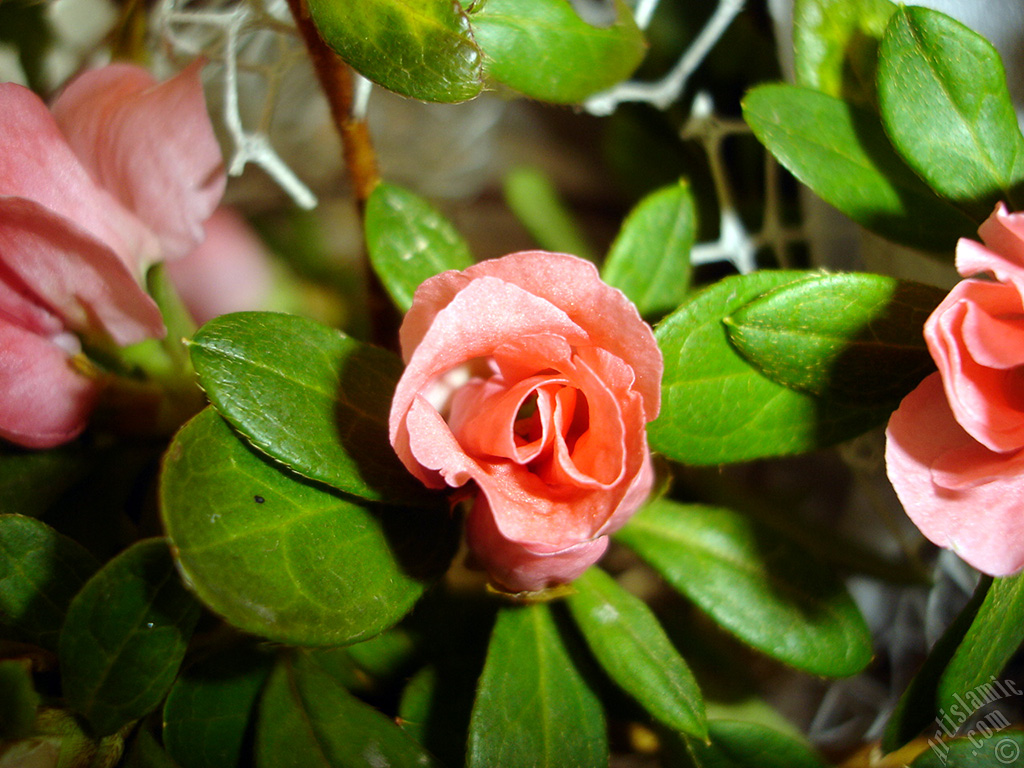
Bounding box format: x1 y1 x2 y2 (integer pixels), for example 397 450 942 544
567 567 706 738
59 539 200 736
650 270 891 465
468 603 607 767
190 311 426 505
615 500 871 677
602 179 695 318
365 182 474 312
160 407 455 647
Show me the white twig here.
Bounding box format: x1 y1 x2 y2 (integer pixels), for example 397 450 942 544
585 0 746 115
632 0 662 29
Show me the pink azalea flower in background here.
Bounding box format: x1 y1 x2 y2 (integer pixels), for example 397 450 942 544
886 203 1024 576
0 61 225 448
389 251 662 593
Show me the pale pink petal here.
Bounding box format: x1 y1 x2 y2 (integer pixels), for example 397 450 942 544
53 61 226 263
0 82 158 274
0 198 164 345
886 373 1024 576
465 495 610 592
0 319 100 448
165 208 274 324
975 202 1024 272
400 251 662 418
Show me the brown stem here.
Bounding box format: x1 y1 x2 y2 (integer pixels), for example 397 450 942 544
285 0 379 204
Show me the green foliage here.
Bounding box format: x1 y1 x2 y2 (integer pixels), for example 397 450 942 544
471 0 646 103
793 0 897 105
306 0 482 102
160 407 456 646
650 271 891 465
671 719 828 768
59 539 201 737
503 167 595 260
877 6 1024 218
602 179 695 318
743 84 977 252
0 515 99 650
163 644 274 768
467 603 607 767
0 659 39 740
190 311 425 505
255 651 440 768
364 182 474 312
566 567 707 738
910 732 1024 767
724 272 942 405
615 499 872 677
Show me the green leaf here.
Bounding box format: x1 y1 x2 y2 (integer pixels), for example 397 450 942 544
503 167 595 261
882 575 991 752
364 182 474 313
615 500 871 677
163 644 274 768
0 443 91 518
59 539 201 737
189 311 425 505
668 719 828 768
743 83 978 252
0 515 99 650
602 179 695 318
0 659 39 740
125 725 183 768
724 273 941 404
0 0 53 93
255 652 441 768
160 408 455 646
793 0 897 105
306 0 482 102
467 603 607 768
566 567 706 738
650 271 891 465
911 732 1024 767
471 0 646 103
937 573 1024 718
877 6 1024 218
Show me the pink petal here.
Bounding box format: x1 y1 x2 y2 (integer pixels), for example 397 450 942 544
886 373 1024 576
0 81 159 274
52 61 226 263
0 197 164 345
465 495 610 592
400 251 662 419
165 207 274 324
0 319 100 448
975 202 1024 272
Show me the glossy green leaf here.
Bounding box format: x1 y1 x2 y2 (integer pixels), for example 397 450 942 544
670 719 828 768
0 515 99 650
725 273 941 404
468 603 607 767
189 311 425 505
471 0 646 103
602 179 695 318
937 573 1024 719
255 652 441 768
793 0 897 105
364 182 474 312
306 0 481 102
615 500 871 677
566 567 706 738
59 539 201 737
503 167 595 261
878 6 1024 218
125 726 182 768
882 576 991 751
911 732 1024 767
0 659 39 739
160 407 455 646
743 84 978 252
650 271 891 465
163 645 274 768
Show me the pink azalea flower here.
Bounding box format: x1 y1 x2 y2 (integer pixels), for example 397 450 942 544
389 251 663 592
0 62 225 448
886 203 1024 575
